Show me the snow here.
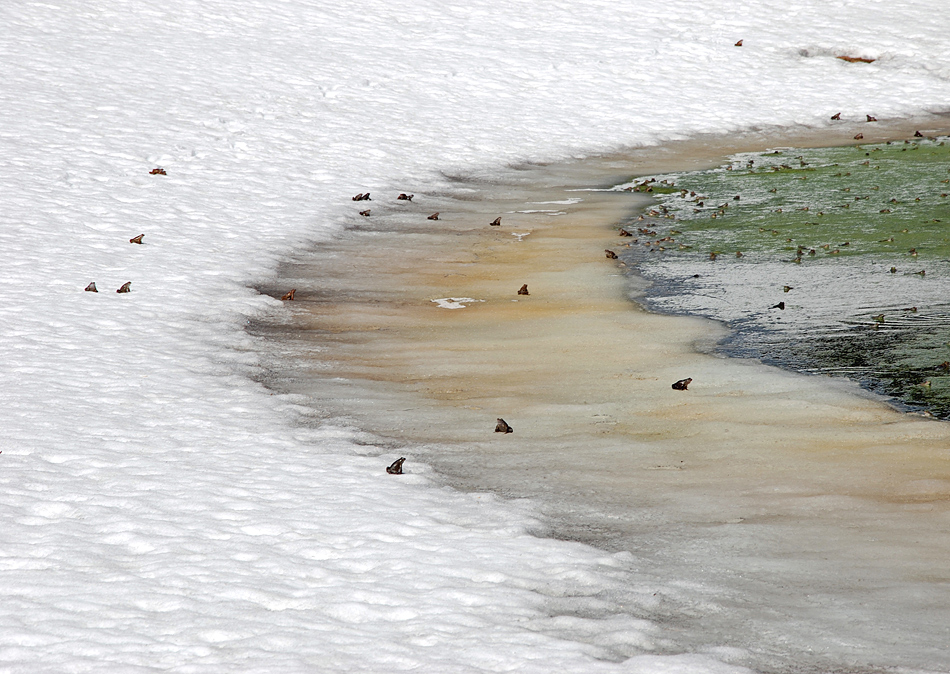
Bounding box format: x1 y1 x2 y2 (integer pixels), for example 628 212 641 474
2 0 950 671
431 298 485 309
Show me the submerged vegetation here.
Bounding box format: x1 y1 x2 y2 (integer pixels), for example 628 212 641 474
623 136 950 418
629 136 950 260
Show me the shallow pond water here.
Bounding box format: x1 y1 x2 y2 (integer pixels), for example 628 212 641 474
624 136 950 417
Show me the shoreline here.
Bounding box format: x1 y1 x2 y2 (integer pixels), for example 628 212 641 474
253 116 950 672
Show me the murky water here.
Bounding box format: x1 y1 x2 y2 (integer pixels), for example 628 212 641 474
251 120 950 674
625 136 950 418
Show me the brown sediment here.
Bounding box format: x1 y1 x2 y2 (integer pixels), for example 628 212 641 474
253 117 950 665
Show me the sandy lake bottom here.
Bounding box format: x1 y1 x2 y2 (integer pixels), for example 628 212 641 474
252 118 950 674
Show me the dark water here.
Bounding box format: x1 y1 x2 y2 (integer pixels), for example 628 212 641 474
616 136 950 418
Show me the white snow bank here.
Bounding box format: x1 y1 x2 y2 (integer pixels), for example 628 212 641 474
1 0 949 671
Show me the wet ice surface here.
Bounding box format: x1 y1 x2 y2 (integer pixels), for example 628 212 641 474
4 0 950 671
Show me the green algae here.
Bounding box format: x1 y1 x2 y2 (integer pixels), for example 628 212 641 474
643 137 950 262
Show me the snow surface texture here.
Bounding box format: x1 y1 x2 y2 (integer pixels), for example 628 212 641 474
2 1 950 671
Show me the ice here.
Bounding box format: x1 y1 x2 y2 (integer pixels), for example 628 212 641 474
2 0 950 672
431 298 485 309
